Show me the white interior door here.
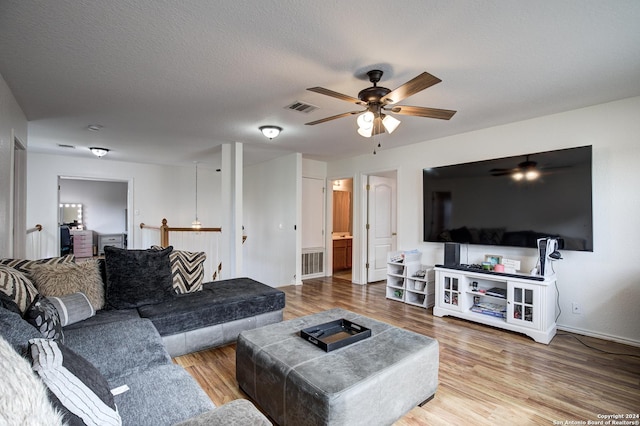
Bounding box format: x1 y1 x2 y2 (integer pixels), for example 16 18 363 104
367 175 397 282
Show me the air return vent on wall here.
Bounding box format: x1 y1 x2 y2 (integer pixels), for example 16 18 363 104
285 101 318 114
302 249 324 277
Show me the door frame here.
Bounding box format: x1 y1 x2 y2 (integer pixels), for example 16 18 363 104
326 174 355 281
359 169 398 284
57 175 134 254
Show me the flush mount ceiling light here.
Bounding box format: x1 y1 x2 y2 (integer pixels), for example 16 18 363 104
259 125 282 140
89 147 109 158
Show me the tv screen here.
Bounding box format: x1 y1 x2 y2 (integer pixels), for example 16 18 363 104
423 145 593 251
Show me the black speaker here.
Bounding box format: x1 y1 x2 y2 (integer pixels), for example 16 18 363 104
444 242 460 266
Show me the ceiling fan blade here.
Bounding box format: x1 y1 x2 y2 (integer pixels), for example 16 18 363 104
380 72 442 104
307 87 364 105
389 105 457 120
305 110 362 125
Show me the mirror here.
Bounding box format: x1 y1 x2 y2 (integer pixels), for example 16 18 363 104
59 203 83 228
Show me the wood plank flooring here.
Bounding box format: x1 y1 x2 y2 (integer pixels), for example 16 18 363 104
174 277 640 425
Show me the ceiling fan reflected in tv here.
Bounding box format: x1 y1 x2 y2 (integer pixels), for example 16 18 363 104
423 145 593 251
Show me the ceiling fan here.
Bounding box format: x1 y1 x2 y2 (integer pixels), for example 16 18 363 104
305 69 457 138
490 155 543 181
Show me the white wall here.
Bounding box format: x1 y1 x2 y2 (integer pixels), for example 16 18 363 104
0 73 28 257
27 153 221 257
243 153 300 287
60 179 128 234
327 96 640 345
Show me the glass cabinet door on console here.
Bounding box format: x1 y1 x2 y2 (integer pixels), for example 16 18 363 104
440 273 464 312
507 281 541 330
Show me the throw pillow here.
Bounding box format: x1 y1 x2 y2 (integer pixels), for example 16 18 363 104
0 290 22 315
48 292 95 326
0 305 42 356
24 295 64 342
151 246 207 294
29 338 122 426
0 254 75 279
0 265 39 313
30 260 105 310
0 336 65 426
104 246 175 309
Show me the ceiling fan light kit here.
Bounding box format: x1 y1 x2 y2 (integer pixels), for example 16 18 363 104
259 125 282 140
306 69 457 143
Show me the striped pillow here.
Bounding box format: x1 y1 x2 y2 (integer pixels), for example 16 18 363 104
29 338 122 426
0 265 39 313
0 255 75 279
151 246 206 294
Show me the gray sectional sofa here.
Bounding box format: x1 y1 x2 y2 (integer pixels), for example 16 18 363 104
0 248 285 426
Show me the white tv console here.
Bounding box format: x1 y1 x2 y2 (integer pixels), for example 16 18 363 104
433 266 557 344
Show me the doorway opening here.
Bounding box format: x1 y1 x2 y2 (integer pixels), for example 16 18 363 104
58 176 132 258
331 178 353 281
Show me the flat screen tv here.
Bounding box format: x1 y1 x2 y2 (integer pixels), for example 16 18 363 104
423 145 593 251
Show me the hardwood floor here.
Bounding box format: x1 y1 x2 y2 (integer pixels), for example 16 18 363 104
174 277 640 425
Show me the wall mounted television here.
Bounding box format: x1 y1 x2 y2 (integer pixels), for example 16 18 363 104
423 145 593 251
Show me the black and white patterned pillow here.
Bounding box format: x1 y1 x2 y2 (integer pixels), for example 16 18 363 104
151 246 206 294
29 338 122 426
24 295 64 341
0 265 39 313
0 254 76 279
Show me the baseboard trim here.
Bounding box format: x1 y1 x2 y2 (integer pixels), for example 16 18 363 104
556 325 640 348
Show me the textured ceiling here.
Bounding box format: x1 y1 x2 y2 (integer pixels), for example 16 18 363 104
1 1 639 168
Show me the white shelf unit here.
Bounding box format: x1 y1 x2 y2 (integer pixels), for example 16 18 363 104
385 251 435 308
433 266 557 344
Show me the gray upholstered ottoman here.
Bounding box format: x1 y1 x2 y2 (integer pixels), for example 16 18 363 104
236 308 438 426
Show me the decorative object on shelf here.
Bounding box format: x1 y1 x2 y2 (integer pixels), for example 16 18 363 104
259 125 282 140
192 162 202 229
484 254 503 266
89 147 109 158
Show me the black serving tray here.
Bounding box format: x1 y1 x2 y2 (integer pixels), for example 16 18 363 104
300 319 371 352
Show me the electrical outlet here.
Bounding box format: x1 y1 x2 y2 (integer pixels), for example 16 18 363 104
572 302 582 314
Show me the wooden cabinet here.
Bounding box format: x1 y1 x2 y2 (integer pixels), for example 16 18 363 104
70 230 94 258
433 267 556 344
332 238 352 272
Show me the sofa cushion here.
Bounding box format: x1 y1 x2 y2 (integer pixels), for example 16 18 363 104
63 318 170 382
29 338 122 426
152 246 207 294
0 336 65 426
137 278 285 336
0 306 42 355
48 292 96 326
0 265 39 313
0 254 75 278
109 363 214 426
24 294 64 341
104 246 175 309
31 260 105 310
63 308 141 331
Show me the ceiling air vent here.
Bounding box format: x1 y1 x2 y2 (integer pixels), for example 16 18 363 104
57 144 76 149
285 101 318 114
